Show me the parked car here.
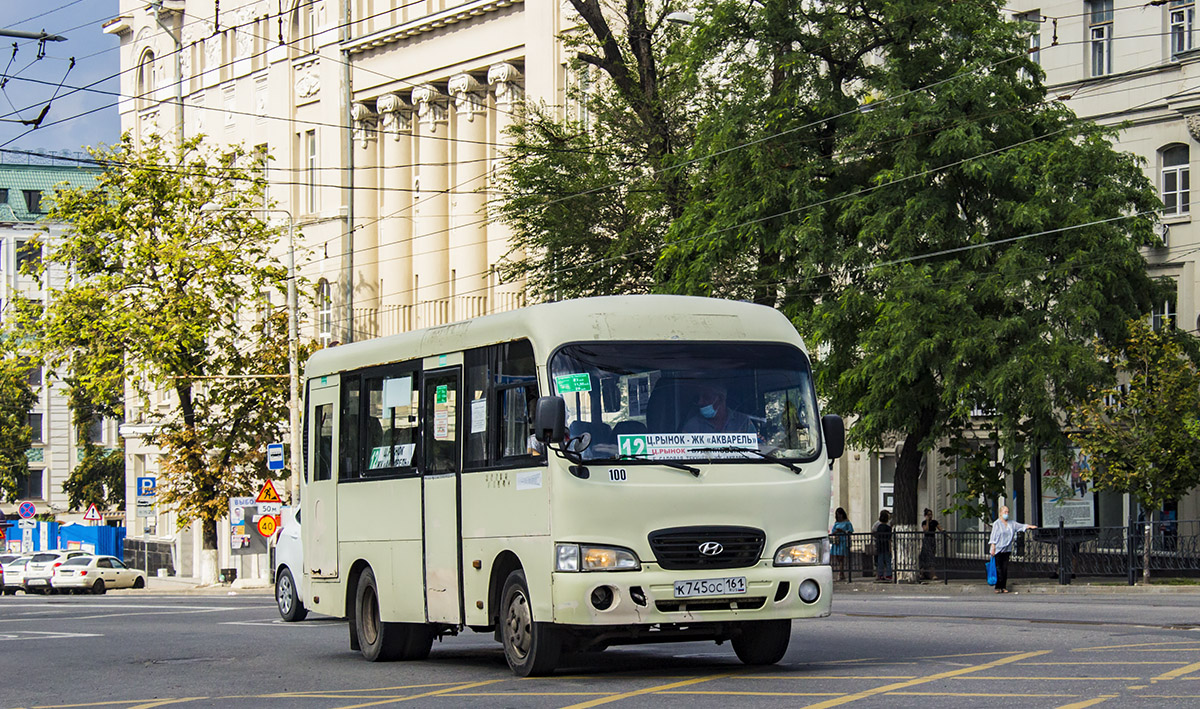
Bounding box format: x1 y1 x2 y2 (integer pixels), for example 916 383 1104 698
51 555 146 594
2 556 31 595
23 550 91 594
273 506 307 621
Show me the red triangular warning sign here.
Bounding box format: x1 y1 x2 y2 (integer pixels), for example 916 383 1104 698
83 504 102 522
255 480 282 504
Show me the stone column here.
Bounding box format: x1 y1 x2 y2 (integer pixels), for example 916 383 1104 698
351 101 379 330
449 73 489 321
376 93 414 333
488 63 525 313
412 84 450 327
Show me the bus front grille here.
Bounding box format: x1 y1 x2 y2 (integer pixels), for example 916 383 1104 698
648 526 765 570
655 597 767 613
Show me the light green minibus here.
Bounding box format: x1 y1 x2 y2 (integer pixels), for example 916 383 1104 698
300 295 844 676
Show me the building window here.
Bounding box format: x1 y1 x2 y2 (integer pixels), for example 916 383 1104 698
136 49 155 110
1089 0 1114 76
305 129 317 213
0 188 8 203
317 278 333 346
16 470 43 500
28 412 43 444
1162 144 1190 215
1152 298 1176 330
1172 0 1195 57
23 190 42 214
1016 11 1042 64
15 239 40 272
84 415 104 444
26 363 41 388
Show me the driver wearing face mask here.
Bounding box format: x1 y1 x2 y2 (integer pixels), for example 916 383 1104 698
681 384 757 434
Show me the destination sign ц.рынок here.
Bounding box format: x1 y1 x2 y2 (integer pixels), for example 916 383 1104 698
618 433 757 459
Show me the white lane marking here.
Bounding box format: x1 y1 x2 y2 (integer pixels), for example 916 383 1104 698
0 630 103 641
0 606 267 623
221 618 340 627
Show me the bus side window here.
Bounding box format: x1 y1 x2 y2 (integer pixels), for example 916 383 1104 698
464 347 491 469
314 403 333 482
496 340 540 463
340 376 361 480
364 371 418 475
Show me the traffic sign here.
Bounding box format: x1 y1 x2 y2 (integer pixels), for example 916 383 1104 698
256 515 277 537
18 501 36 519
136 476 157 497
255 480 282 504
266 443 285 471
83 504 102 522
18 518 35 529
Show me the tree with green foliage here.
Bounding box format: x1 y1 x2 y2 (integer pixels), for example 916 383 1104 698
496 0 1165 581
25 132 297 582
1069 319 1200 584
61 391 126 511
0 339 37 502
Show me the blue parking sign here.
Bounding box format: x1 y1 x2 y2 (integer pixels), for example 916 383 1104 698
136 476 157 497
266 443 285 471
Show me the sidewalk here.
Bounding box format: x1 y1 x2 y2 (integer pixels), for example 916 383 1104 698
129 574 274 595
834 576 1200 595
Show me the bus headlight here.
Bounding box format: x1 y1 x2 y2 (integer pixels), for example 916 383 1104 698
555 544 641 572
773 539 830 566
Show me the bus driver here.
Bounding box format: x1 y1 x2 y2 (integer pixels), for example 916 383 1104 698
682 384 757 434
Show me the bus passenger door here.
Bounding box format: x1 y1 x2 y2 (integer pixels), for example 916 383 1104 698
304 380 339 581
421 367 463 624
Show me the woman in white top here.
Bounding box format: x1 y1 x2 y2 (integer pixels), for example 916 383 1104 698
989 505 1037 593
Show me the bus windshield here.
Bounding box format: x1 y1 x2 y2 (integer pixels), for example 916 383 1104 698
549 342 822 463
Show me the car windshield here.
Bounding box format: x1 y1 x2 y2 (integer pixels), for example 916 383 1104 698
31 553 58 562
548 342 822 463
62 557 91 567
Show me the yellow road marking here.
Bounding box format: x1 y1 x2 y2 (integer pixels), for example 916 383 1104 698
555 672 742 709
445 693 615 697
1019 661 1188 665
284 683 469 694
737 676 918 680
331 680 503 709
1153 660 1200 682
889 692 1076 698
1055 696 1117 709
955 676 1140 681
31 702 206 709
795 650 1049 709
1074 641 1200 651
1127 685 1147 690
128 702 205 709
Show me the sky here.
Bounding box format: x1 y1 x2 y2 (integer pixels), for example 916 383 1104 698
1 0 121 158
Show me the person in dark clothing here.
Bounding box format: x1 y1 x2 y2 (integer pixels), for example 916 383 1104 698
920 508 940 580
872 510 893 581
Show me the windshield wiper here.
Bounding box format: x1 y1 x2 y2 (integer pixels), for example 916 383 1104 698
691 447 804 474
592 453 701 477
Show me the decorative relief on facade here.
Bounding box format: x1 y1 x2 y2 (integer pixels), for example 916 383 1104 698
139 109 159 140
449 74 485 120
235 7 255 59
351 102 378 147
345 0 522 55
376 93 413 138
1187 114 1200 142
413 85 449 130
204 33 221 74
488 63 524 109
295 60 320 100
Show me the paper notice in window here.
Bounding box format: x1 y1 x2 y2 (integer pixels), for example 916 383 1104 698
471 399 487 434
383 376 412 411
434 410 449 440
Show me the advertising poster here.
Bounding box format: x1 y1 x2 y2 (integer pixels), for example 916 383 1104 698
1041 448 1095 527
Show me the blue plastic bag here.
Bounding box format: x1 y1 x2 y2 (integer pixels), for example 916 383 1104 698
985 557 998 586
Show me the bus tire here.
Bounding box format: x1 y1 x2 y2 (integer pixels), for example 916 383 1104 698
500 570 561 676
354 567 405 661
731 619 791 665
402 624 435 660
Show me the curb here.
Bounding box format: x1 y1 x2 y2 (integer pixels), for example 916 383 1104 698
834 580 1200 595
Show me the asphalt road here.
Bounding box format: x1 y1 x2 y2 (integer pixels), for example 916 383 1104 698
2 589 1200 708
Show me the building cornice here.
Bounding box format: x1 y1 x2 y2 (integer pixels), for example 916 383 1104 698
343 0 522 55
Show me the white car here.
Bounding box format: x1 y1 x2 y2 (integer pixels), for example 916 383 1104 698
273 506 307 621
23 550 90 594
51 555 146 594
2 556 31 595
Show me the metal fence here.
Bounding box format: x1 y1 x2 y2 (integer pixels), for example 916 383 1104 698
830 520 1200 585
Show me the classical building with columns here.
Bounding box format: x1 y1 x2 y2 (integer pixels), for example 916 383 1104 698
102 0 572 578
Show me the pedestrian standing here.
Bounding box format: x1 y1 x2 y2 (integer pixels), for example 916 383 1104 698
872 510 893 581
830 508 853 581
988 505 1037 593
920 508 940 580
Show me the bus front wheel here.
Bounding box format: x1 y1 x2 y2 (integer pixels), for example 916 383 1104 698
355 567 406 661
500 570 561 676
731 619 792 665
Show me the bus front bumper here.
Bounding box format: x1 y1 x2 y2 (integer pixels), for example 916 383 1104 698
550 562 831 626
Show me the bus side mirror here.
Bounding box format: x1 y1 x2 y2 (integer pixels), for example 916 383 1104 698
822 414 844 460
534 396 567 444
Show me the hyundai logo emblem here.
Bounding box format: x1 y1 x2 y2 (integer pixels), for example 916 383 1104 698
698 541 724 556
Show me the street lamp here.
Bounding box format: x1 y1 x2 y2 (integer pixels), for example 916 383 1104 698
203 205 302 505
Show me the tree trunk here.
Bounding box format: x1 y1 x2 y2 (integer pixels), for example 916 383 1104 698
893 404 936 583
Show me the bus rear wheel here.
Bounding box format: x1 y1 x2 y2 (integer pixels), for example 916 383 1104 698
731 619 792 665
500 570 561 677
